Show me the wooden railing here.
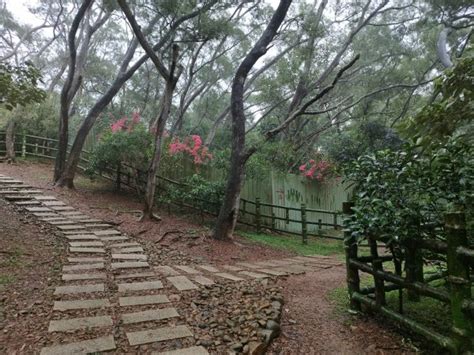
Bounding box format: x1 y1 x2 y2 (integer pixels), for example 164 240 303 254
343 202 473 353
0 131 343 241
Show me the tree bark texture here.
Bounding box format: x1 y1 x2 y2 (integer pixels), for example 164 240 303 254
213 0 292 240
143 45 181 218
54 0 94 183
5 119 15 163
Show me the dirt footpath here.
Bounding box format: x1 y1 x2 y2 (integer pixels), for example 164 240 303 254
1 161 418 354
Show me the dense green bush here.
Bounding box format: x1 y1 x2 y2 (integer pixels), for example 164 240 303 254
86 120 153 178
345 134 473 246
161 174 225 214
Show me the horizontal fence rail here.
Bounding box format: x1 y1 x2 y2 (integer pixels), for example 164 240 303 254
0 131 344 241
343 201 473 353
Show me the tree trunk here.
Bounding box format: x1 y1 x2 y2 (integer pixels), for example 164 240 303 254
143 45 181 218
54 0 94 183
213 0 292 240
5 119 15 163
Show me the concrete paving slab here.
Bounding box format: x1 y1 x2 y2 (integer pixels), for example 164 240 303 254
111 261 150 269
167 276 198 291
68 257 104 263
118 280 163 292
196 265 220 273
239 271 269 279
155 265 180 276
40 335 115 355
119 294 170 307
193 275 215 286
69 247 106 254
215 272 245 281
126 325 192 346
155 346 209 355
112 253 147 260
174 265 200 274
121 307 179 324
48 315 113 332
63 262 104 272
69 241 104 247
53 298 110 311
62 273 106 281
54 283 105 295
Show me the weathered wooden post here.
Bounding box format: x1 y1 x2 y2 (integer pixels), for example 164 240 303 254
116 163 122 191
255 198 261 233
343 202 361 312
318 218 322 230
301 203 308 245
21 132 26 158
333 213 338 230
445 212 473 352
271 212 276 231
369 235 386 307
285 207 289 224
405 238 423 302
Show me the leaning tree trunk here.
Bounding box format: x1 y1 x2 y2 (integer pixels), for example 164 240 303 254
142 47 181 219
5 119 16 163
213 0 292 240
54 0 94 183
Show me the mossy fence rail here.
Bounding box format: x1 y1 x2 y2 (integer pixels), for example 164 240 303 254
0 131 343 241
343 202 474 353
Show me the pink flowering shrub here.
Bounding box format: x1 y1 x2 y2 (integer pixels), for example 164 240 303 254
298 158 334 182
110 111 141 133
169 135 212 164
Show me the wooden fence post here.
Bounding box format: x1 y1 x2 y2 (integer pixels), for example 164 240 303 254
333 213 338 230
445 212 473 352
115 163 122 191
343 202 361 312
255 198 261 234
21 133 26 158
285 207 289 224
318 219 322 230
301 203 308 245
405 238 424 302
271 212 276 231
369 235 386 307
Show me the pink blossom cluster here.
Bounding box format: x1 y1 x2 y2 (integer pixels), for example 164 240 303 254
299 159 332 181
110 111 141 133
169 135 212 164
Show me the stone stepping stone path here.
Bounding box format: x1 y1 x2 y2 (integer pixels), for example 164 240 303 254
48 315 113 332
127 325 193 346
39 335 116 355
0 174 340 354
158 346 210 355
121 307 179 324
54 283 105 295
118 280 164 292
167 276 198 291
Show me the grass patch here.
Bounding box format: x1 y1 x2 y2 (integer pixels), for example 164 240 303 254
328 273 453 351
239 231 344 256
0 274 15 285
0 248 23 267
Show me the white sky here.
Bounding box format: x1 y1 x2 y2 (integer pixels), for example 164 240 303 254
5 0 42 25
6 0 281 25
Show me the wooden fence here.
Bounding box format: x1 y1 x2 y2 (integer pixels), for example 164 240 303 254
0 131 345 240
343 202 474 353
